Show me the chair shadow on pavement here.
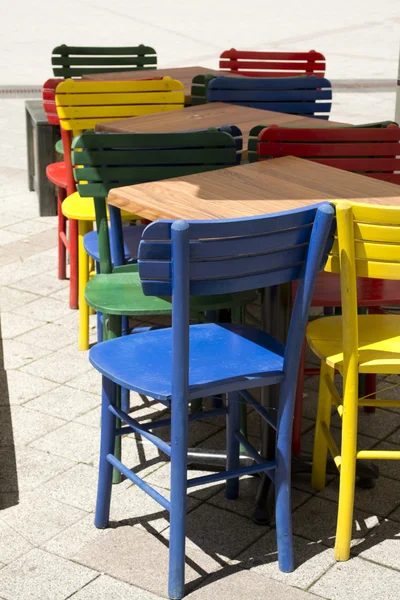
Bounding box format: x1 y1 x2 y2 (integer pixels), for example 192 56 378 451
0 316 19 510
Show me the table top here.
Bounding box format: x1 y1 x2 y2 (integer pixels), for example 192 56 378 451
83 66 236 102
95 102 346 139
107 156 400 221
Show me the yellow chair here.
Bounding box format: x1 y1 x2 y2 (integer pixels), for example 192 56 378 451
55 77 185 350
307 201 400 561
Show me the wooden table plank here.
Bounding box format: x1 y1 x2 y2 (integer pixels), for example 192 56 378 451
95 102 346 139
83 66 238 103
107 156 400 221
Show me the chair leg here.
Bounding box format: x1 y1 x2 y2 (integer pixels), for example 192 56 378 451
57 188 67 280
312 362 335 491
226 391 240 500
69 218 79 310
94 375 116 529
334 367 359 561
168 394 189 600
292 341 306 455
78 220 92 350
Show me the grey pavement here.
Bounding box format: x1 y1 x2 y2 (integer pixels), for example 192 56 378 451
1 6 400 599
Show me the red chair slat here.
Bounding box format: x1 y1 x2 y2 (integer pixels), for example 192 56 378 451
219 49 326 77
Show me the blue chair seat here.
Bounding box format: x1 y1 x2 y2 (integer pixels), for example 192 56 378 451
83 225 145 263
90 322 285 402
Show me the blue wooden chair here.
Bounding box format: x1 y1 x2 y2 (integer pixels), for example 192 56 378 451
90 202 335 599
206 75 332 119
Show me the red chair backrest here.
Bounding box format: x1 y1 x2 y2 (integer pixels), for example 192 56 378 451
219 49 326 77
257 124 400 184
42 78 64 125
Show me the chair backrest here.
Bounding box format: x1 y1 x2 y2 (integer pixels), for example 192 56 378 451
55 77 185 194
42 78 64 125
52 44 157 78
138 204 335 399
206 76 332 118
255 125 400 183
219 49 326 77
72 128 241 273
191 74 217 105
247 121 399 163
325 201 400 376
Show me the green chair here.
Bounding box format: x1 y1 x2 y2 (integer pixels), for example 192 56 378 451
51 44 157 78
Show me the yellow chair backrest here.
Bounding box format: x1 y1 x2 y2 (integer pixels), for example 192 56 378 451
325 201 400 371
55 77 185 135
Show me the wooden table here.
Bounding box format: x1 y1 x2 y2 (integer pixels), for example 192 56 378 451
96 102 346 144
83 66 238 104
107 156 400 221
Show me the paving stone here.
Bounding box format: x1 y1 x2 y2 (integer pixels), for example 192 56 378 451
0 254 55 285
11 272 69 296
170 503 266 562
20 350 91 384
0 229 25 245
25 386 100 421
0 286 38 310
186 567 318 599
6 220 56 235
0 370 59 405
68 575 161 600
238 531 335 589
292 496 380 548
300 424 377 458
30 421 99 462
39 463 130 513
0 520 33 564
15 321 76 351
207 476 311 519
0 445 73 494
330 407 400 440
310 556 400 600
74 405 101 428
65 369 102 395
0 489 86 545
1 312 46 339
355 519 400 569
75 524 223 598
369 441 400 480
13 296 71 322
2 339 51 369
0 548 98 600
0 405 64 446
144 462 225 501
319 475 400 518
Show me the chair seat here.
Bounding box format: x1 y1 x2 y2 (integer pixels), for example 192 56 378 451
46 162 67 188
55 139 64 155
62 192 135 221
294 272 400 307
307 314 400 374
85 270 258 316
89 322 285 401
83 225 145 262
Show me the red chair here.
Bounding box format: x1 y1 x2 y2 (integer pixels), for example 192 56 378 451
219 49 326 77
42 78 78 309
256 124 400 453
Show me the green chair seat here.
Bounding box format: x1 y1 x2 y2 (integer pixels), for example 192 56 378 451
55 138 64 155
85 270 258 316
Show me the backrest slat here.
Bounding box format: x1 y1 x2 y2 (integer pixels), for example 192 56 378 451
206 76 332 118
138 204 335 297
52 44 157 78
219 49 326 77
55 77 185 132
255 125 400 180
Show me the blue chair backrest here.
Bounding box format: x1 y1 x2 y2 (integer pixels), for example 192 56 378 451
207 75 332 119
138 203 335 372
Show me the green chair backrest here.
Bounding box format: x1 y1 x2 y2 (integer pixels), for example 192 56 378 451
52 44 157 78
72 128 240 273
191 74 217 105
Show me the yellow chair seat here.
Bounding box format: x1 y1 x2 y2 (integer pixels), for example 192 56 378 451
307 314 400 374
61 192 133 221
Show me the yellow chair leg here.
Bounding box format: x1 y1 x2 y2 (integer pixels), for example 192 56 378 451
78 220 92 351
334 367 359 561
312 362 334 491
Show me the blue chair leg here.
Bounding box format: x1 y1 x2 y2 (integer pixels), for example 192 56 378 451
121 315 130 413
94 376 116 529
168 396 189 600
226 391 240 500
95 263 103 344
275 383 295 573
